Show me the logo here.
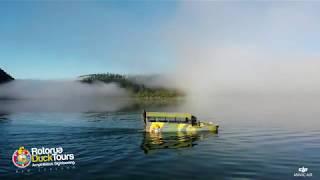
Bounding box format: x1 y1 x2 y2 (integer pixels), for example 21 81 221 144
294 166 312 177
299 166 308 173
12 146 32 168
12 146 76 170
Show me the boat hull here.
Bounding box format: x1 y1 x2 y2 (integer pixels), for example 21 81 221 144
145 122 219 133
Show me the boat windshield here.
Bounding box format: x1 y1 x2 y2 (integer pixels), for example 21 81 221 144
145 112 197 124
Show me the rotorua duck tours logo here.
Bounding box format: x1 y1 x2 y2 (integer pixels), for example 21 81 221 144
12 146 32 168
12 146 76 168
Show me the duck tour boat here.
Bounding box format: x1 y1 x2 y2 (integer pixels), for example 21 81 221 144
143 111 219 133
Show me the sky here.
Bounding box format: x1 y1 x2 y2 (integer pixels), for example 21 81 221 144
0 1 178 79
1 1 320 81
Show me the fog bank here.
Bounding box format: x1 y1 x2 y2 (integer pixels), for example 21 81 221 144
0 80 128 100
0 80 133 112
161 2 320 97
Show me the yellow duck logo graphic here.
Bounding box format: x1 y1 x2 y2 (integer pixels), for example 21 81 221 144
18 146 25 155
17 147 28 164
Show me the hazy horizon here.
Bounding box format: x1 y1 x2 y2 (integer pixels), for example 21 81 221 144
1 1 320 101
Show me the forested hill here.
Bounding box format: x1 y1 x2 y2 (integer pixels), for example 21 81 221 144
79 73 184 98
0 68 14 84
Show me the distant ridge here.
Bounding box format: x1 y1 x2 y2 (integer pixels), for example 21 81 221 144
79 73 184 98
0 68 14 84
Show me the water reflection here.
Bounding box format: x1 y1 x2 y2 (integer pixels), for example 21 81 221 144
141 131 218 154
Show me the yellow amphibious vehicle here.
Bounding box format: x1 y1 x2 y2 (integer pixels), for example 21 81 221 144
143 111 219 133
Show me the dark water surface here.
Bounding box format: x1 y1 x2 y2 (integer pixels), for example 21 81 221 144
0 94 319 179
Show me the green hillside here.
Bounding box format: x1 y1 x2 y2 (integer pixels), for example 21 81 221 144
79 73 184 98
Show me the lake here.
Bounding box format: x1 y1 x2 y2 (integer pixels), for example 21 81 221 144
0 93 319 179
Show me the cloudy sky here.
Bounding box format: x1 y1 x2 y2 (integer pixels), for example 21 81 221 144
1 1 320 84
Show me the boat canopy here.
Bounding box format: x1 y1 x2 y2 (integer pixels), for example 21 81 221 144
146 112 192 119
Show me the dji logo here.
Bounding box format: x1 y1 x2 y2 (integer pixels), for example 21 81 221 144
298 166 308 173
294 166 312 177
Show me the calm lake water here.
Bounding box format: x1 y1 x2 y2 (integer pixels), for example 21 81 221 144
0 94 319 179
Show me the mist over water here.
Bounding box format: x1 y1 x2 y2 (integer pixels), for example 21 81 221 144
0 80 128 99
0 80 132 112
